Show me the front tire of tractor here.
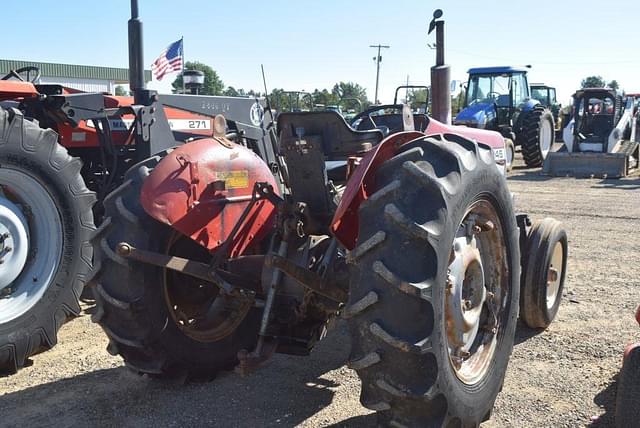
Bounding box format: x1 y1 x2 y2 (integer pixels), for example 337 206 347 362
519 105 555 168
91 154 262 380
505 138 515 173
346 134 520 427
0 107 96 374
519 218 567 329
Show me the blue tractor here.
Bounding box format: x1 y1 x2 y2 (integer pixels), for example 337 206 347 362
454 66 555 168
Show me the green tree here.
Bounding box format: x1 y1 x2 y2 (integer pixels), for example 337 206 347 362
331 82 369 107
114 85 128 96
223 86 240 97
312 89 338 108
581 75 605 88
172 61 224 95
406 88 429 111
608 80 620 90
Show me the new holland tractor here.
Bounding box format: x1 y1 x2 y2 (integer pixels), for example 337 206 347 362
454 67 556 169
1 3 569 426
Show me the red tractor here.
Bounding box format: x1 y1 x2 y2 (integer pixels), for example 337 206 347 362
615 305 640 427
0 63 268 375
0 4 568 426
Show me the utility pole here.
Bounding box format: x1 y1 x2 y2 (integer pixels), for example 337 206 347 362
370 44 390 104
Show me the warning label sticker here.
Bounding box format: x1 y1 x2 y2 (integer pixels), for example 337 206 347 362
214 170 249 189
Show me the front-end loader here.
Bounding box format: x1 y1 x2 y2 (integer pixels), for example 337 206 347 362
87 5 568 426
0 56 269 375
543 88 639 177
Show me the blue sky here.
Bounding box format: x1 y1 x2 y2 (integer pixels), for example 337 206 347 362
3 0 639 104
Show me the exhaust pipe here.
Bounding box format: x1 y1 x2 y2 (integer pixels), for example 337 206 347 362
128 0 146 100
429 10 451 124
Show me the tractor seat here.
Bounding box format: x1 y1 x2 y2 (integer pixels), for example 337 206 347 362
495 95 510 108
587 114 613 140
277 111 383 160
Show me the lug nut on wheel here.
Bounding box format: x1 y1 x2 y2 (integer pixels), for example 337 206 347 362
116 242 132 257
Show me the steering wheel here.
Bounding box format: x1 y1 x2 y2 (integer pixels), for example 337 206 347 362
485 92 501 102
351 104 405 130
1 66 41 83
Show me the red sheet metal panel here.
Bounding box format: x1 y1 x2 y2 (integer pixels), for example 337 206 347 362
331 119 504 250
140 137 277 256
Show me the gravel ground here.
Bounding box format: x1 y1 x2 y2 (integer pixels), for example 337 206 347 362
1 153 639 428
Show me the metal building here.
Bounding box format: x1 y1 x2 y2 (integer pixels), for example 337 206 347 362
0 59 151 94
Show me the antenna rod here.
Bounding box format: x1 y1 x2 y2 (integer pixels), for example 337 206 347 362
128 0 146 98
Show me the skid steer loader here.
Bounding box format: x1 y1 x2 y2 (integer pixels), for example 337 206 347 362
543 88 639 177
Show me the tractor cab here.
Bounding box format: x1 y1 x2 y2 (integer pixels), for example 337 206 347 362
530 84 558 107
454 66 532 133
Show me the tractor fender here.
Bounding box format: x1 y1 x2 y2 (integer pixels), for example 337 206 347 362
332 119 505 250
140 137 278 256
521 98 541 112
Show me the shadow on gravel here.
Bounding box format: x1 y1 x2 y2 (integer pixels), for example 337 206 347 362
594 177 640 190
589 374 618 427
513 321 545 346
325 413 378 427
0 324 353 427
507 170 557 182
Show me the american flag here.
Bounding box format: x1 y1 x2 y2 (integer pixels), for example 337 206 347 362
151 39 183 81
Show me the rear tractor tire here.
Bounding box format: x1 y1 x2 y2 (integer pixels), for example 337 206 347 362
0 107 96 374
519 218 567 329
519 105 555 168
91 154 262 380
346 134 521 427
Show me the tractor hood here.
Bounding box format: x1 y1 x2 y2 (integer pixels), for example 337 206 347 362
454 103 495 128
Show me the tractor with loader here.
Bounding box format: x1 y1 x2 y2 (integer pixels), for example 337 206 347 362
530 83 564 140
454 66 557 169
0 3 569 426
543 88 639 177
0 64 269 374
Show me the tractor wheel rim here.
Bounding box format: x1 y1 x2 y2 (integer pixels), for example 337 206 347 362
546 241 563 310
506 144 514 167
163 233 252 343
445 199 509 386
539 119 553 157
0 169 63 323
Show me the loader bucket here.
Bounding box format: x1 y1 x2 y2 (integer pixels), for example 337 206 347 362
542 142 639 178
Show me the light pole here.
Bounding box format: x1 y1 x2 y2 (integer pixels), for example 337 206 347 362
370 44 389 104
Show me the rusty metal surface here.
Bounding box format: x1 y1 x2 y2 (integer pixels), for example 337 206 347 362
140 137 278 255
265 254 347 303
115 241 256 299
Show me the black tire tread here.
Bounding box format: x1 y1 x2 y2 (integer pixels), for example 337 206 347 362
347 134 520 427
0 107 96 374
520 218 567 329
91 152 261 379
519 105 555 168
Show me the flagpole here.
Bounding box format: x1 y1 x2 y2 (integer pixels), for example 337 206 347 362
181 36 185 94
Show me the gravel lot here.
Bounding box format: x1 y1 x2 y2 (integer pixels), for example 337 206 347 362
1 154 639 428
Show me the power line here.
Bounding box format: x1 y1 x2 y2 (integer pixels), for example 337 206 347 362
447 47 640 65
